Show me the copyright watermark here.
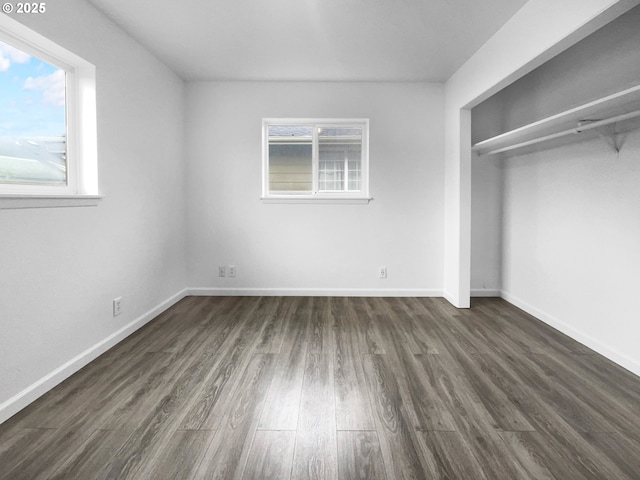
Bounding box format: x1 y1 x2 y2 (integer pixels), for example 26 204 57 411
2 2 46 14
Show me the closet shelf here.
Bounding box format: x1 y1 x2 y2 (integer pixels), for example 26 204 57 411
472 84 640 157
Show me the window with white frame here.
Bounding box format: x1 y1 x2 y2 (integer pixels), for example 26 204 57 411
262 119 369 202
0 14 97 202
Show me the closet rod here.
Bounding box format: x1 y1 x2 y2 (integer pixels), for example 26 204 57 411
479 108 640 157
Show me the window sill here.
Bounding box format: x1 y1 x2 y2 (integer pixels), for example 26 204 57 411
0 194 103 210
261 196 372 205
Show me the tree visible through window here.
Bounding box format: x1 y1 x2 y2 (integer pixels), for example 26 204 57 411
0 40 67 186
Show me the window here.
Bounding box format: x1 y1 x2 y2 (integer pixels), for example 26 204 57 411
0 14 98 206
0 40 66 187
262 119 370 203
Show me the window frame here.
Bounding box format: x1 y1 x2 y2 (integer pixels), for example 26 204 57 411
262 118 370 204
0 14 99 207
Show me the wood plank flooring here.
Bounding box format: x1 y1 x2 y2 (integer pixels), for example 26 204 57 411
1 296 640 479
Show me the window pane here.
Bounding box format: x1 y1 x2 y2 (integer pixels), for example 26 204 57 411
348 154 361 191
318 150 344 191
318 126 362 192
0 41 67 186
268 125 312 193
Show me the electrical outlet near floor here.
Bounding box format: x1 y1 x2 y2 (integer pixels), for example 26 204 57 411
378 266 387 278
113 297 122 317
228 265 236 277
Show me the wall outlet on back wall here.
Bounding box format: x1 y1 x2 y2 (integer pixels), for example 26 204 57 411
113 297 122 317
219 265 236 278
378 266 387 279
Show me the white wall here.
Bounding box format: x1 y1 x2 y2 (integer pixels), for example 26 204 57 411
501 129 640 375
185 81 444 295
0 0 187 422
471 156 503 295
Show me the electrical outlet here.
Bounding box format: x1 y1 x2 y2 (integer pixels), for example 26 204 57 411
228 265 236 277
378 266 387 279
113 297 122 317
218 266 226 277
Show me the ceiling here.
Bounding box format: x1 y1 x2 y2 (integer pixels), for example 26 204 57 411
87 0 528 82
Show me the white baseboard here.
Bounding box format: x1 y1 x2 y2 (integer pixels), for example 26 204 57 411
188 287 443 297
0 289 188 425
442 290 472 308
471 288 501 297
442 290 456 306
501 290 640 378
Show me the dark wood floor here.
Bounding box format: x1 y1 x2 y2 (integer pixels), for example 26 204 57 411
1 296 640 479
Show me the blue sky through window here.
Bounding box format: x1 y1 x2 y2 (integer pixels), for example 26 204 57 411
0 40 66 138
1 40 67 184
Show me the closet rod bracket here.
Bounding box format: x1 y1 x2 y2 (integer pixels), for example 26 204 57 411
577 119 624 154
